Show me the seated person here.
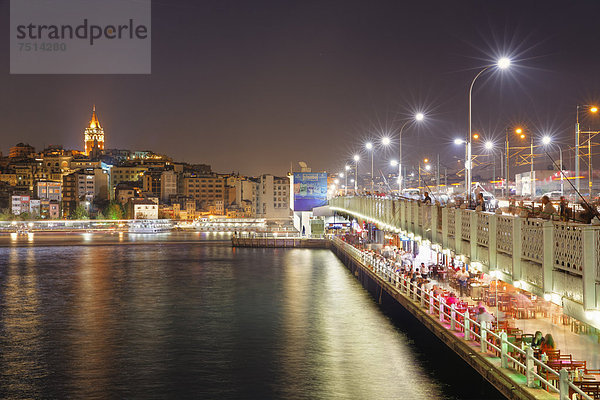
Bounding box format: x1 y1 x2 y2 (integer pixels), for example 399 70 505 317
476 306 495 325
540 333 556 354
531 331 544 349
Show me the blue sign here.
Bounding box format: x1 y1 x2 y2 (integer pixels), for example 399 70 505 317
293 172 328 211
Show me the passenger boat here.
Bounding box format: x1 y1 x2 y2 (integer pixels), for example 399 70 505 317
128 219 172 233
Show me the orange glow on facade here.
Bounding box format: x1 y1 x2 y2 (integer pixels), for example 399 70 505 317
84 105 105 155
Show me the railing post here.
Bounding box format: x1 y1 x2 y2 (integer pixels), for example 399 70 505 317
500 332 508 368
450 304 456 330
582 226 598 310
470 211 477 261
542 220 553 295
464 311 470 341
559 368 570 400
480 321 487 353
420 285 425 307
512 216 523 281
431 204 438 243
439 296 445 322
526 346 535 387
442 206 449 249
489 213 497 270
429 291 434 314
455 208 462 253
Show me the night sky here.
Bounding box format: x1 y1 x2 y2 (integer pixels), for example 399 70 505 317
1 0 600 176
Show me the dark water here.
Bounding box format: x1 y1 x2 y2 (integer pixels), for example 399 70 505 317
0 234 503 399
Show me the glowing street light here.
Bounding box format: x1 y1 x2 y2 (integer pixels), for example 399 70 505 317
353 154 360 193
541 135 564 194
425 164 432 171
365 142 375 193
397 112 426 193
466 57 512 205
484 141 493 150
381 137 391 146
390 159 398 166
497 57 511 70
454 138 465 145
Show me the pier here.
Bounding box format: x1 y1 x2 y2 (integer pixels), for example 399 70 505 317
232 236 329 249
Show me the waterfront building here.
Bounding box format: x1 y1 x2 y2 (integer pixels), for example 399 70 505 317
9 143 35 159
84 106 105 155
127 198 159 219
141 168 177 203
10 194 30 215
36 180 62 201
115 182 140 205
111 165 149 188
40 199 60 219
62 168 109 216
256 174 290 219
180 173 226 214
0 172 18 186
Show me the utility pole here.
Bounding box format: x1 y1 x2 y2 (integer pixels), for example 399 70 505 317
530 136 534 197
436 154 440 194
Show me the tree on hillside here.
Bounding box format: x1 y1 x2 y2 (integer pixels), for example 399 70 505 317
71 204 89 220
105 201 124 220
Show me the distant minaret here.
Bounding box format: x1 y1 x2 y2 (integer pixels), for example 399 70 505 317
84 105 105 155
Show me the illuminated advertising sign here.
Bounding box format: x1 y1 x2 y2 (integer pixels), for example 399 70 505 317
293 172 328 211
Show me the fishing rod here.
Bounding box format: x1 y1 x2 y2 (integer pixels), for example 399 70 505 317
544 150 600 223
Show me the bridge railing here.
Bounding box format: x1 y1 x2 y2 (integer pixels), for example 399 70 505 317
329 196 600 326
331 237 594 400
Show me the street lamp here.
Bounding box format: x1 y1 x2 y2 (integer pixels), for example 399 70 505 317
397 113 426 194
542 135 564 195
382 137 391 146
353 154 360 194
466 57 511 205
365 142 374 193
575 105 598 195
344 165 350 195
483 141 500 195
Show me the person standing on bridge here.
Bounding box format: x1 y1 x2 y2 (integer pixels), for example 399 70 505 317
422 192 432 204
457 267 469 298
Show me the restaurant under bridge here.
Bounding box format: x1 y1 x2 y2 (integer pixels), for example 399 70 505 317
329 196 600 333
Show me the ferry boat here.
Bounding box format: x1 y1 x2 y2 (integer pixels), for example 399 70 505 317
128 219 172 233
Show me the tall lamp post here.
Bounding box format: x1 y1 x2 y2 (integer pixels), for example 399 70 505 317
344 165 350 196
542 136 564 195
365 142 374 194
467 57 511 205
353 154 360 194
395 113 425 194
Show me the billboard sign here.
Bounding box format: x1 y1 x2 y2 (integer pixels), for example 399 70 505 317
293 172 328 211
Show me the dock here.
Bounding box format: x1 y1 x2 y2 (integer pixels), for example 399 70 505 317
232 236 329 249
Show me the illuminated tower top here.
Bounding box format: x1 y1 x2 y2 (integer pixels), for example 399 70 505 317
84 105 105 155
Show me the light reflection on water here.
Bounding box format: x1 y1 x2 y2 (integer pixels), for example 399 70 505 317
0 236 502 399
